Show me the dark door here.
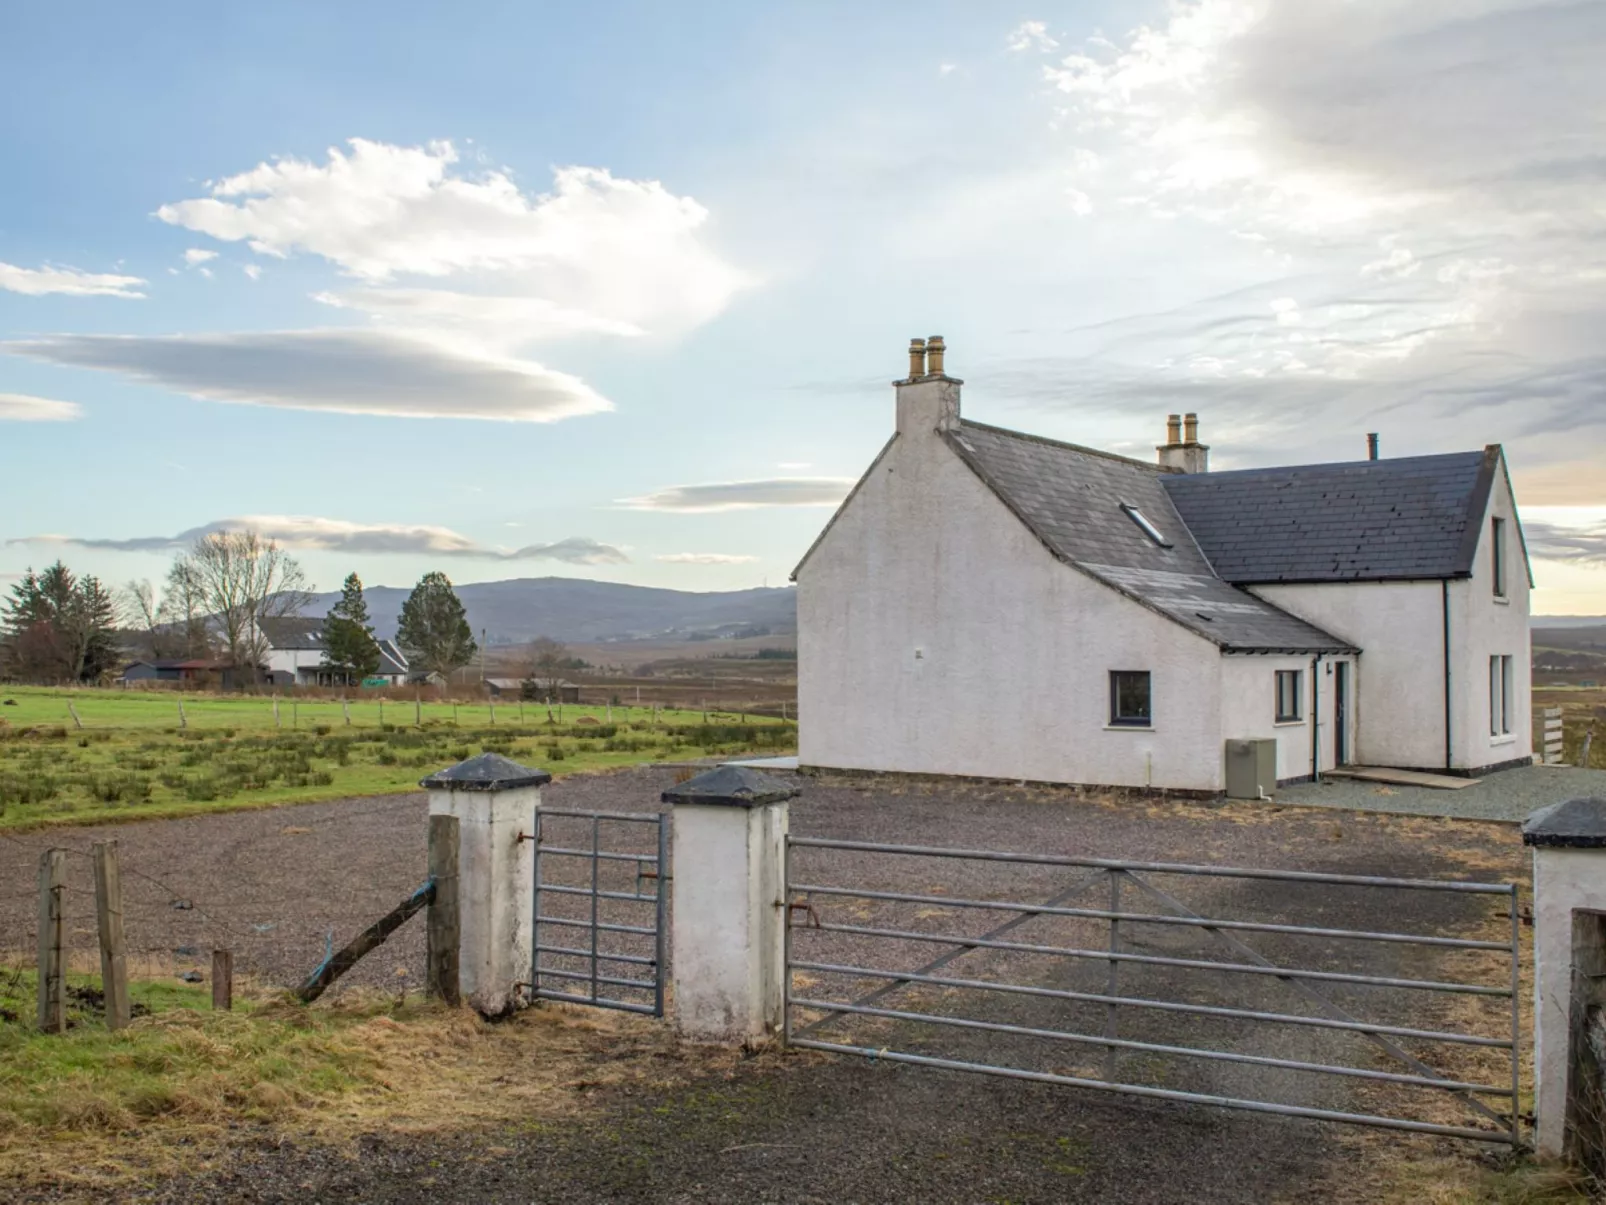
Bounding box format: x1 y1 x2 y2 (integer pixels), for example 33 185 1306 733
1334 662 1350 766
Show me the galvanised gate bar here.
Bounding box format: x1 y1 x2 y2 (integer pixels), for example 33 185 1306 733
784 838 1522 1145
528 808 668 1017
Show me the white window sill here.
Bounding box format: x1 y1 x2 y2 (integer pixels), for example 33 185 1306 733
1493 596 1511 606
1104 724 1153 733
1490 734 1517 747
1273 719 1305 728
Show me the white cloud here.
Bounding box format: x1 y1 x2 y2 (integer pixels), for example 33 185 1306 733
5 329 610 423
1008 20 1058 52
0 261 145 298
0 393 81 422
242 263 262 281
1524 509 1606 568
775 461 813 470
9 516 628 563
156 139 749 345
183 248 218 266
654 553 760 565
620 478 854 513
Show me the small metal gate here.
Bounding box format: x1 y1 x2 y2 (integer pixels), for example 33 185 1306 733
784 838 1522 1145
528 807 668 1016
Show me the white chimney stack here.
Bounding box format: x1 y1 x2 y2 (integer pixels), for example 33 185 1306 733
1157 411 1209 473
894 334 961 435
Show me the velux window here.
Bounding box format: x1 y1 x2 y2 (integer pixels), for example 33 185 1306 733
1275 670 1303 723
1120 503 1172 548
1109 671 1152 727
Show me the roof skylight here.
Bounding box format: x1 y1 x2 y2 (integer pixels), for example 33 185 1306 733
1121 503 1172 548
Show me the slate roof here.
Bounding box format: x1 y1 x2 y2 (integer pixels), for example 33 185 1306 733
1161 448 1503 584
944 422 1356 654
259 616 327 650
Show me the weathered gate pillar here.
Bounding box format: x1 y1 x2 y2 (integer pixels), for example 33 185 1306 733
1524 797 1606 1162
421 753 550 1016
664 766 797 1042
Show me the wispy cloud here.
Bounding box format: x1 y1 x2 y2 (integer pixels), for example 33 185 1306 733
0 393 81 422
1525 514 1606 568
156 139 750 346
619 478 854 513
182 248 217 266
8 516 628 563
0 261 145 298
1007 20 1056 53
5 329 610 423
654 553 759 565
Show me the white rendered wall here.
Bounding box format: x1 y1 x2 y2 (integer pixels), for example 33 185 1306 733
1252 581 1446 770
797 403 1226 792
1219 654 1353 781
1530 847 1606 1156
1447 467 1532 770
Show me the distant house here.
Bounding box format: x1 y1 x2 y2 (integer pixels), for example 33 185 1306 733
259 618 411 687
794 337 1533 793
486 676 581 702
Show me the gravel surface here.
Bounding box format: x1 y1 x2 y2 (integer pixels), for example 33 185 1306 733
1275 762 1606 822
1 766 1534 1203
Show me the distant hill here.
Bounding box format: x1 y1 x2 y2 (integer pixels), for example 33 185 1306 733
297 577 797 645
1532 616 1606 630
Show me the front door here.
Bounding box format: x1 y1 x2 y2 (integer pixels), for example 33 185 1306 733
1334 661 1350 766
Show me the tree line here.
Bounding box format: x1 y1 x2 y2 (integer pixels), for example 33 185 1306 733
2 528 482 688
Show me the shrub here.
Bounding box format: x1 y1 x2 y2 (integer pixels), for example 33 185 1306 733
543 745 566 761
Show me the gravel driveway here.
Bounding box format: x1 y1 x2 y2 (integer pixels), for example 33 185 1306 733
0 766 1533 1203
1276 762 1606 822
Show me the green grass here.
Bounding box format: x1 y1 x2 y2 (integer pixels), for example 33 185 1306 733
0 686 795 829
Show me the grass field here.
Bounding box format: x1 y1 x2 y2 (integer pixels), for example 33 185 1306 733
0 686 794 829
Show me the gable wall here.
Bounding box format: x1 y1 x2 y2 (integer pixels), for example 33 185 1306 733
797 426 1227 790
1447 463 1532 768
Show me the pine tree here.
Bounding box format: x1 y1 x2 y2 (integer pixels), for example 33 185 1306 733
321 573 382 685
396 572 477 684
0 561 121 683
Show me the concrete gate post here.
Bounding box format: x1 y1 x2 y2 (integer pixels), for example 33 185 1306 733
1523 797 1606 1160
421 753 550 1016
663 766 798 1042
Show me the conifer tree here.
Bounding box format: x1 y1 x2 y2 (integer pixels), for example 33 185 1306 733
322 572 382 685
396 571 477 684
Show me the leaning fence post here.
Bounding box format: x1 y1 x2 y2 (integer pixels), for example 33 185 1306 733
427 814 461 1007
420 754 549 1016
37 849 66 1033
212 949 233 1011
664 765 798 1042
1524 798 1606 1162
92 841 131 1030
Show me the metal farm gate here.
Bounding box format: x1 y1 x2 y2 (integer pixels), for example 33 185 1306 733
527 808 668 1016
784 838 1523 1145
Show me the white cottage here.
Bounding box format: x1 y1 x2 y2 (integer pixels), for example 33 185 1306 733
794 337 1533 793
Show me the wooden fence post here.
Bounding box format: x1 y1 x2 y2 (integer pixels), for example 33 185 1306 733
37 849 65 1033
427 814 461 1006
343 697 351 726
212 950 233 1011
92 841 130 1030
273 695 281 727
177 699 187 730
67 702 83 730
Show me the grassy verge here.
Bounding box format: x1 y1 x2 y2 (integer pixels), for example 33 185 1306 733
0 965 697 1192
0 687 794 829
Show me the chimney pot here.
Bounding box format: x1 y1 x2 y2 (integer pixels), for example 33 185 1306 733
1367 432 1380 461
926 335 946 376
1183 413 1199 444
907 338 927 380
1166 414 1182 445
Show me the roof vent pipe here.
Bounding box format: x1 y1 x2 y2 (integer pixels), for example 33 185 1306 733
1367 433 1379 461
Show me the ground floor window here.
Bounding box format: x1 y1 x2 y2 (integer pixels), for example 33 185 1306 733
1275 669 1303 722
1109 671 1152 727
1489 655 1513 736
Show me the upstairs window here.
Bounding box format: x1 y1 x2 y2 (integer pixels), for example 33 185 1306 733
1120 503 1173 548
1275 670 1304 723
1110 671 1152 727
1492 517 1507 598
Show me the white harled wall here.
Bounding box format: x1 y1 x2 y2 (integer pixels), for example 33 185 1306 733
1219 654 1354 782
797 394 1227 792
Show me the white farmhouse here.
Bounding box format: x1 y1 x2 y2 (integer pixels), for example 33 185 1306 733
794 338 1532 793
260 617 411 688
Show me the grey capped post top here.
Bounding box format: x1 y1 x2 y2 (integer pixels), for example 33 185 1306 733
420 751 553 792
1522 797 1606 848
661 764 800 808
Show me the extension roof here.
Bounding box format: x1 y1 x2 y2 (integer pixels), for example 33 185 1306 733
1161 447 1524 585
944 422 1357 654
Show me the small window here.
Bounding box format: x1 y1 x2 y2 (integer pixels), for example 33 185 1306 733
1120 503 1172 548
1110 671 1152 727
1492 517 1507 597
1490 654 1514 735
1275 670 1303 722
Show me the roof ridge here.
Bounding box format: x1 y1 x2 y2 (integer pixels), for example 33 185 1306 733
1168 448 1489 483
958 420 1172 473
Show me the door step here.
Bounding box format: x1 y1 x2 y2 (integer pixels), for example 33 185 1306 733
1324 766 1481 790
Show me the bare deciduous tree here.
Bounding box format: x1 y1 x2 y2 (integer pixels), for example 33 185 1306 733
172 530 310 684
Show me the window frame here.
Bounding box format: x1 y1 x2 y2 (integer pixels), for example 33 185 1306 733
1490 654 1514 736
1109 670 1153 728
1492 516 1507 598
1275 669 1304 723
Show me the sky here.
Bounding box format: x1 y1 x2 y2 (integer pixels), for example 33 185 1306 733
2 0 1604 613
